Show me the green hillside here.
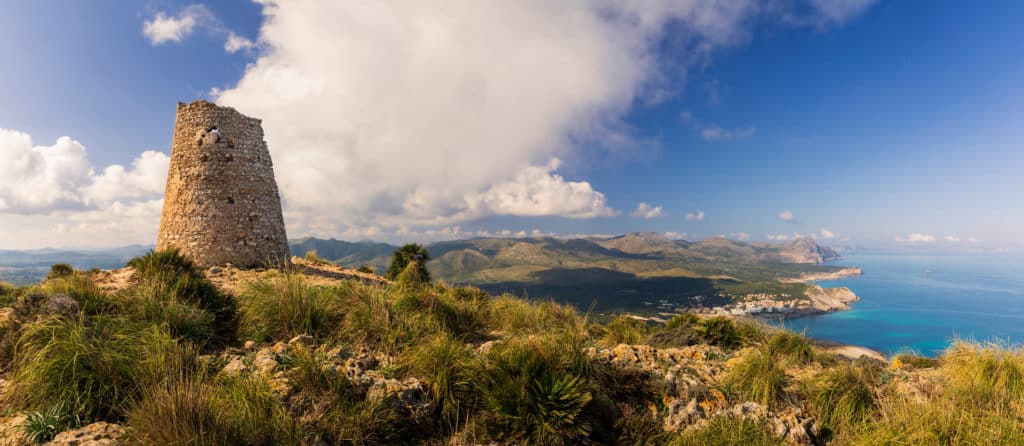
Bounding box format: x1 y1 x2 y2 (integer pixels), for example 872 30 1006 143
290 234 845 312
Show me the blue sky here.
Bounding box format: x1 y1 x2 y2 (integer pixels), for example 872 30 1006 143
1 1 1021 249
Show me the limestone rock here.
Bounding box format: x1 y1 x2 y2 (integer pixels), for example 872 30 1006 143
0 416 28 446
367 377 432 421
222 356 247 376
44 422 124 446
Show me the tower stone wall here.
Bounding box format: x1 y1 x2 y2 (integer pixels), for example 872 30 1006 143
157 100 290 267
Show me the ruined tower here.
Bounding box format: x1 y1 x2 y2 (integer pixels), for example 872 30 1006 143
157 100 290 267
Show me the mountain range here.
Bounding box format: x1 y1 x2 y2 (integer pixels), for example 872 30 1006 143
288 233 844 311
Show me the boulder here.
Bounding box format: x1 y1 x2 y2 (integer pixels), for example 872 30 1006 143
44 422 124 446
0 416 28 446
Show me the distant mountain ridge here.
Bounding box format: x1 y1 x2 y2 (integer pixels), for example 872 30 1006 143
287 233 842 285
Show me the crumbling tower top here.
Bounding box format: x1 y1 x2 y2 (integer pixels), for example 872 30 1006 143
156 100 290 267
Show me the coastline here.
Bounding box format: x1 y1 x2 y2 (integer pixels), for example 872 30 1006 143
809 338 887 362
779 266 864 284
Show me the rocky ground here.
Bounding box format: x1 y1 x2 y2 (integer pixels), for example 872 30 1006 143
0 259 958 446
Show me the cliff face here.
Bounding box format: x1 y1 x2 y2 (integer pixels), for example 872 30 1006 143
157 100 290 268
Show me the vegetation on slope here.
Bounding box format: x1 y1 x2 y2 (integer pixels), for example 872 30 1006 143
0 249 1021 445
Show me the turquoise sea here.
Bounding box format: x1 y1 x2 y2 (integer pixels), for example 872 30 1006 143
774 253 1024 357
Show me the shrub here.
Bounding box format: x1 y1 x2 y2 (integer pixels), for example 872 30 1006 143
121 278 219 346
479 335 601 444
765 331 816 365
37 275 116 316
127 376 299 446
47 263 75 280
1 281 18 305
282 347 412 444
237 274 345 342
339 285 443 354
892 353 939 369
670 415 784 446
664 313 700 330
599 316 650 346
940 340 1024 412
649 313 707 348
127 249 236 343
722 349 789 407
696 317 744 349
486 296 586 337
303 249 334 266
395 260 431 285
356 265 376 275
399 333 480 433
386 244 431 282
392 285 486 342
12 316 163 422
23 404 72 444
808 363 879 434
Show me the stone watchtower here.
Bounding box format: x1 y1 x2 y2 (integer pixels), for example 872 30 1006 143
156 100 290 267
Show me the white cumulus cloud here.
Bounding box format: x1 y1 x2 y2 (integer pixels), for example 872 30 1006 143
0 129 168 214
143 4 215 45
896 233 936 243
944 235 961 242
224 33 257 53
632 202 665 219
819 228 836 239
685 210 705 221
766 234 790 241
212 0 875 238
0 128 168 247
778 209 795 222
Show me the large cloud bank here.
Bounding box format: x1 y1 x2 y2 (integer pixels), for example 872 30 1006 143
214 0 874 238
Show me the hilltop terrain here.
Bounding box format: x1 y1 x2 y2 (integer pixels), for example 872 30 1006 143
1 252 1020 445
294 233 853 314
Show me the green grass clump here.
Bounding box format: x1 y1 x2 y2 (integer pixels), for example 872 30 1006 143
722 348 789 407
398 333 480 433
340 285 441 355
11 316 169 423
765 331 816 365
670 415 784 446
1 281 18 306
649 313 705 347
36 274 116 316
893 352 940 369
664 313 700 329
386 244 431 283
127 375 299 446
23 404 72 443
121 278 219 346
126 249 237 344
356 265 376 274
47 263 75 280
486 296 585 337
392 284 487 342
284 347 413 444
808 363 879 434
480 334 601 445
695 316 745 349
940 340 1024 413
237 274 345 342
842 341 1024 445
598 316 650 346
